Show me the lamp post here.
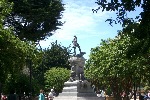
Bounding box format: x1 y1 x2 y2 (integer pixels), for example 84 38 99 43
29 58 32 100
42 53 46 88
26 56 32 100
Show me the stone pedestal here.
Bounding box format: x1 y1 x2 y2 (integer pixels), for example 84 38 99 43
54 80 104 100
68 56 86 81
54 55 104 100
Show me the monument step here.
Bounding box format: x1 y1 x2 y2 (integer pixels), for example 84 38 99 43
54 96 105 100
64 81 78 87
58 92 77 96
58 92 97 97
62 86 77 92
77 93 97 97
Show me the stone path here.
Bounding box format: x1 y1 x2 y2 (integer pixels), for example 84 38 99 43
53 96 105 100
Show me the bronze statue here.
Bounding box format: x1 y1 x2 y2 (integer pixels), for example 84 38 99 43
72 36 81 55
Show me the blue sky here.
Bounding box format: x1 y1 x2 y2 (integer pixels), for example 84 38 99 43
40 0 142 60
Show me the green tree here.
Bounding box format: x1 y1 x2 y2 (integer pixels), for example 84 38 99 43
4 0 64 42
44 67 70 94
92 1 150 99
32 41 71 89
0 0 11 84
0 0 26 83
85 29 150 99
3 73 40 95
94 0 150 54
94 0 149 27
43 40 71 70
0 0 40 95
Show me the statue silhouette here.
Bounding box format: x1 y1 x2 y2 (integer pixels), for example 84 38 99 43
72 36 81 56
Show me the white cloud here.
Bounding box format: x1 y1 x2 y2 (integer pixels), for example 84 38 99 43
49 0 111 41
39 0 121 56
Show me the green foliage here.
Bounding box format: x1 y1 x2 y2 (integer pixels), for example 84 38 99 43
85 28 150 98
0 27 37 82
43 41 71 70
4 0 64 42
0 0 13 23
44 67 70 93
3 73 40 95
32 41 71 89
0 32 39 94
94 0 149 26
0 0 50 95
144 86 150 92
91 0 150 98
94 0 150 54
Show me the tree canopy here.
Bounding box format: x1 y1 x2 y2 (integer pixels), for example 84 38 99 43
85 24 150 99
93 0 150 62
85 1 150 99
4 0 64 42
0 0 40 94
43 41 71 70
94 0 150 39
44 67 70 94
31 41 71 89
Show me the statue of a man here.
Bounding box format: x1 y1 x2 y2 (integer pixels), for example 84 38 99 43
72 36 81 55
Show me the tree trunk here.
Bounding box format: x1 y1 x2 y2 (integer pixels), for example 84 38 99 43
0 82 2 100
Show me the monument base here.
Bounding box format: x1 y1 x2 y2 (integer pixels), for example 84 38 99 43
55 51 105 100
54 80 105 100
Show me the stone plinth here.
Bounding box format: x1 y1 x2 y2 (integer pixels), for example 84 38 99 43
68 56 86 81
54 80 104 100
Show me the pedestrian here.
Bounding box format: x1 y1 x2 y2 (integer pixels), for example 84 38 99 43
39 89 45 100
1 93 7 100
48 89 54 100
121 90 126 100
7 90 18 100
147 90 150 99
96 90 101 97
